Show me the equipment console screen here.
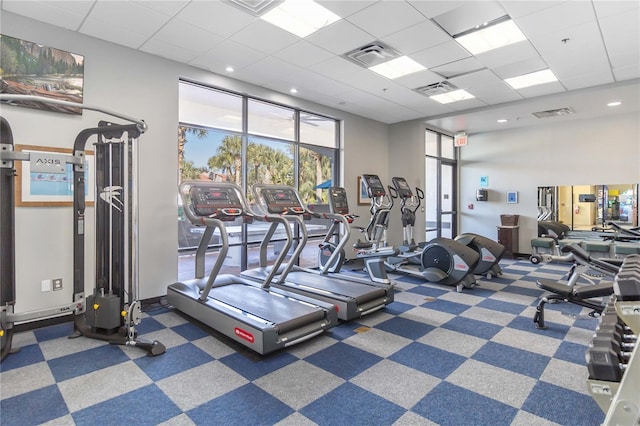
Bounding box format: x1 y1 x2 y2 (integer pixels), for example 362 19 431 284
393 178 413 198
363 174 385 197
190 186 241 217
262 188 303 214
329 187 349 215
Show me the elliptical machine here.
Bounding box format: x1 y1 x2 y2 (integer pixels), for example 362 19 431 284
318 186 393 286
384 176 480 292
454 233 505 279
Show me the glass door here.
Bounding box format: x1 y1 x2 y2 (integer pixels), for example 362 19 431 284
425 131 457 242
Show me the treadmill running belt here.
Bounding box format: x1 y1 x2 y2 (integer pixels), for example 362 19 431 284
284 272 386 304
207 284 325 334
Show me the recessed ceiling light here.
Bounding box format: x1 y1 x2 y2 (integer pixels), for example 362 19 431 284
369 56 426 79
505 69 558 89
497 119 508 123
607 101 622 107
455 17 527 55
261 0 340 38
290 88 298 94
225 66 234 73
429 89 475 104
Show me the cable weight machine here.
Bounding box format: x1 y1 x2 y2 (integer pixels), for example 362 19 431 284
0 94 165 360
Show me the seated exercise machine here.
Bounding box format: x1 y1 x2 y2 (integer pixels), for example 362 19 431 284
241 184 393 321
454 233 505 280
595 222 640 242
319 186 393 286
1 94 165 360
533 243 623 329
167 181 338 355
372 175 480 292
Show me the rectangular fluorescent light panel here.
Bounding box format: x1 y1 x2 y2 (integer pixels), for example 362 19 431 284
455 19 526 55
369 56 426 79
505 69 558 89
430 89 475 104
261 0 341 38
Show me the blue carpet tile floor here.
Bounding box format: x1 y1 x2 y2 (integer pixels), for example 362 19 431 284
1 259 608 426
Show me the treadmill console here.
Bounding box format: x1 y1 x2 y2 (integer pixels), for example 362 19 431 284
189 186 242 220
361 174 386 198
260 187 306 215
328 187 350 215
392 177 414 199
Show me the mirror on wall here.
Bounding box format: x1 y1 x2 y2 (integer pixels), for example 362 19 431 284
537 184 639 231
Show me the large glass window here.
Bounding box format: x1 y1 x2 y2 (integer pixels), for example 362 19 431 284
178 81 339 279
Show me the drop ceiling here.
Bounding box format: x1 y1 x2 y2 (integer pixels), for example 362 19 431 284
1 0 639 134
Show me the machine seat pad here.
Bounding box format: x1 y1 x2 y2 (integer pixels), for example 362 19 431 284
573 281 614 299
536 279 572 297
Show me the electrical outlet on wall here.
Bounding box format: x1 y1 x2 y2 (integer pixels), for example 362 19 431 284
53 278 63 291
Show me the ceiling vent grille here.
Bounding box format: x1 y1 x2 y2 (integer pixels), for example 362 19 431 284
224 0 283 16
532 107 575 118
414 81 459 97
342 42 402 68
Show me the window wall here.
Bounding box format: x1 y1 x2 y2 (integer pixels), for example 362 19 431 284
178 81 339 279
425 130 457 241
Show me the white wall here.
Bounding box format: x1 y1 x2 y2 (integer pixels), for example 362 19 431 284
390 113 640 254
458 112 639 253
1 12 388 312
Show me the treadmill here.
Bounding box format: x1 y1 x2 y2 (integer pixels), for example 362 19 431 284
240 184 392 321
167 181 338 355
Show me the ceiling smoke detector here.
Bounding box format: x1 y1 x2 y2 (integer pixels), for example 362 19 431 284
343 42 402 68
532 107 575 118
414 81 459 97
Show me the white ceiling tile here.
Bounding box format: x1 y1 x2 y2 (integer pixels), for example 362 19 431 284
312 56 366 81
593 0 640 18
272 40 335 68
470 82 523 104
87 0 173 38
412 41 470 69
174 1 256 38
515 1 597 38
407 1 465 19
132 1 189 17
475 40 539 70
189 40 267 74
561 70 615 91
431 1 506 36
376 81 432 106
306 20 375 55
430 57 485 79
394 69 447 90
449 69 505 90
139 39 200 64
499 1 564 19
492 56 549 79
317 0 378 18
445 97 488 111
382 20 451 55
229 19 299 55
286 69 354 96
2 0 92 30
339 69 395 93
80 17 150 49
346 1 426 39
612 63 640 81
146 18 224 54
599 11 640 69
515 81 565 98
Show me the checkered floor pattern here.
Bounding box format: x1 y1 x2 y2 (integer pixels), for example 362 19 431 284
1 259 607 425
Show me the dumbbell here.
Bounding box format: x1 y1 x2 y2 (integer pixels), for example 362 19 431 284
586 345 627 382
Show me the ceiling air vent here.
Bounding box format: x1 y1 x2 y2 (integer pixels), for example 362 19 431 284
415 81 459 97
342 42 402 68
224 0 283 16
532 107 575 118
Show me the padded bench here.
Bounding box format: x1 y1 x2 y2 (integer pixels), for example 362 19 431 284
613 242 640 258
581 240 612 258
531 237 554 254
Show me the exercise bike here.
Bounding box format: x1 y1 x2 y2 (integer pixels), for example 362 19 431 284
381 176 480 292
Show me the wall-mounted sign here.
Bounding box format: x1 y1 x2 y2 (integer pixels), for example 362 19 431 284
480 176 489 188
